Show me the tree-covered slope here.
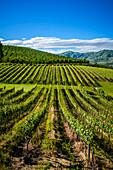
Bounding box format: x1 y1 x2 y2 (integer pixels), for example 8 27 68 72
1 45 88 64
60 50 113 66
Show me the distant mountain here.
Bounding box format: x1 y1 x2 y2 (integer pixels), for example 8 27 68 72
60 50 113 66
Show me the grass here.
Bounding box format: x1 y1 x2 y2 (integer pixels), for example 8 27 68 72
1 82 112 97
98 82 113 97
0 83 36 92
0 83 77 90
83 82 113 97
80 65 113 79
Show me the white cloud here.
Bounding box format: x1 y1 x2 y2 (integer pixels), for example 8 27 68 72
1 37 113 53
0 38 4 41
2 40 22 45
22 38 26 40
40 48 79 54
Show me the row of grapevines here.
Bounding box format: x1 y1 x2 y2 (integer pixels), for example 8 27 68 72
29 65 42 83
0 87 15 97
0 88 24 107
65 88 113 137
56 66 62 84
11 87 51 145
4 65 25 83
0 64 110 85
63 66 74 85
34 65 46 83
0 64 11 74
0 87 51 167
60 66 68 85
0 65 17 81
14 65 31 84
78 67 100 86
66 66 77 85
58 88 94 144
46 66 52 84
52 66 56 84
76 67 92 86
70 66 85 85
6 88 24 100
0 65 21 83
22 65 38 83
40 65 50 84
74 88 113 125
11 65 29 83
0 87 48 135
77 87 113 117
0 86 37 107
80 66 104 82
11 85 37 104
81 66 112 81
0 87 44 130
17 65 34 84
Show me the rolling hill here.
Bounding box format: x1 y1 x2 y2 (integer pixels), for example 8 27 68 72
1 45 88 64
60 49 113 66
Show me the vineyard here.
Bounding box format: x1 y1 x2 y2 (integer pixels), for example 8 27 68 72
0 63 113 85
0 63 113 169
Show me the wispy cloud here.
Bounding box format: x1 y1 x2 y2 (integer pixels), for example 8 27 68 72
2 40 22 45
22 38 26 40
1 37 113 53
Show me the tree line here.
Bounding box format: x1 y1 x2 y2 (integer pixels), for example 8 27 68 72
1 44 89 64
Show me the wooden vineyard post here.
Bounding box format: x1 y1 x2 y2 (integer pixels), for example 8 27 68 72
108 134 110 143
88 143 90 162
92 148 94 170
0 41 3 62
85 142 87 157
27 141 29 153
99 128 100 135
101 129 103 139
76 133 78 141
108 134 110 151
83 116 85 123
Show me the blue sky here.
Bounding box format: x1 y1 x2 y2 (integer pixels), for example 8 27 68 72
1 0 113 53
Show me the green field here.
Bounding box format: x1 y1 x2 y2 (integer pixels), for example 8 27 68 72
0 63 113 169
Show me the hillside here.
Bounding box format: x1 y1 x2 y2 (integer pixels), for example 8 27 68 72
1 45 88 64
60 49 113 66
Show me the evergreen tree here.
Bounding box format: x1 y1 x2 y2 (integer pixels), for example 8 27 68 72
0 41 3 62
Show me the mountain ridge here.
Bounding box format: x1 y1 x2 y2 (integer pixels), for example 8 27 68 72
60 49 113 66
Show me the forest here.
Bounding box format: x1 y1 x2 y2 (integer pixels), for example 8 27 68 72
1 44 89 64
